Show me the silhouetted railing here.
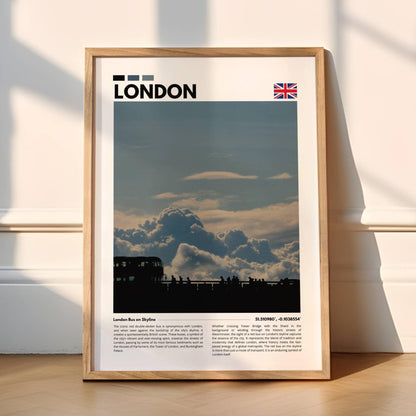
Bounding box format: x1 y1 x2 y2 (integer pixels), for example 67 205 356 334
114 273 300 313
159 279 291 290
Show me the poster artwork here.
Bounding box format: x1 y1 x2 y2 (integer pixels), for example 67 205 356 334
84 48 329 379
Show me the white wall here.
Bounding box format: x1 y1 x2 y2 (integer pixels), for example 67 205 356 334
0 0 415 353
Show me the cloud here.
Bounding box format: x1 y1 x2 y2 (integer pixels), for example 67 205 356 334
183 171 258 180
114 210 151 230
115 207 228 263
268 172 293 179
273 241 299 263
113 237 145 256
152 192 191 200
116 199 299 248
196 201 299 245
172 197 220 210
231 239 277 263
285 195 298 201
217 230 276 263
114 207 287 269
114 207 300 281
152 191 226 210
166 243 299 281
218 229 248 251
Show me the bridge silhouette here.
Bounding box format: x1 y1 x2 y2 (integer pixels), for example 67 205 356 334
114 276 300 313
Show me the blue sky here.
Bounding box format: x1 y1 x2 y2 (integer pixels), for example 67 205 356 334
115 101 298 215
114 101 299 280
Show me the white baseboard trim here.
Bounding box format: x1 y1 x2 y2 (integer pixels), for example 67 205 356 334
330 208 416 231
0 209 82 232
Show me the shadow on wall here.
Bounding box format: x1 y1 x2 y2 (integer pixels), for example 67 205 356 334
0 1 83 352
0 0 210 353
0 0 82 206
325 50 402 352
0 0 82 213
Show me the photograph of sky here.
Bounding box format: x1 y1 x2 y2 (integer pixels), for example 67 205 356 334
114 101 299 281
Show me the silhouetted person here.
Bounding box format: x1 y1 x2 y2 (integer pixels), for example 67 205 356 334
187 277 191 284
179 276 183 285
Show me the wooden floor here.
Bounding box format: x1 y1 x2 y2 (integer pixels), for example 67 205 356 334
1 354 415 415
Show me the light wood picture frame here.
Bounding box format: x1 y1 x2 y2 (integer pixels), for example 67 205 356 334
83 48 329 380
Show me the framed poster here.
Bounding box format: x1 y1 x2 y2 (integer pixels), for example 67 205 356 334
83 48 329 380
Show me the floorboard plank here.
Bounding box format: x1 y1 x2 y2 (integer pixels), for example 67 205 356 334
0 354 415 416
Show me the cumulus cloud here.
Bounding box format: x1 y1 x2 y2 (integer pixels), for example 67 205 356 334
166 243 299 281
216 230 276 263
268 172 293 180
115 207 227 263
114 207 299 281
218 229 248 251
231 239 277 263
113 237 145 256
183 171 258 180
114 210 151 230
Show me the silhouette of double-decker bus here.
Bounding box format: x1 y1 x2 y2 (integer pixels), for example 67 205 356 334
114 256 163 284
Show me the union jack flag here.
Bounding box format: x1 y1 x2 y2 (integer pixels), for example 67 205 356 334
274 83 297 99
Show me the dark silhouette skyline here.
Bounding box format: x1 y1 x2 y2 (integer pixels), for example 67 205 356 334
114 256 300 313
